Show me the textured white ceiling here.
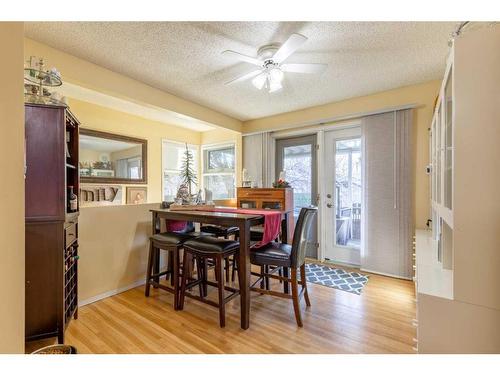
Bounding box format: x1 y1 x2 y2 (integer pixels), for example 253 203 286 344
25 22 457 121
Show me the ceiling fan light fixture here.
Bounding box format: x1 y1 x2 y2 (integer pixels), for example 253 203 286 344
268 67 284 84
269 81 283 93
252 73 267 90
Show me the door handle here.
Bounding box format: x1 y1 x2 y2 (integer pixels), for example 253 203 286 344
326 203 333 208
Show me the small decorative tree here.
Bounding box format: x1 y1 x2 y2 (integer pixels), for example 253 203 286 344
180 143 197 196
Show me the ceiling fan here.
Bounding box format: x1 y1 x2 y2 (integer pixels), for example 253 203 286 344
222 33 327 93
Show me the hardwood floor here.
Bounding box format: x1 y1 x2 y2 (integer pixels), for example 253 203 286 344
26 264 416 354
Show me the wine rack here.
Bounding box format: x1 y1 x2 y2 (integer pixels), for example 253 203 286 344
64 242 79 325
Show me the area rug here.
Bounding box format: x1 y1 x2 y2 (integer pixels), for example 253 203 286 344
304 263 369 295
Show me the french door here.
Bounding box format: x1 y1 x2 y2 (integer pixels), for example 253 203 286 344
323 127 362 266
275 135 318 258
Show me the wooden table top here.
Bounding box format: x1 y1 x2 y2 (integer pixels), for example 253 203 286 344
150 207 292 221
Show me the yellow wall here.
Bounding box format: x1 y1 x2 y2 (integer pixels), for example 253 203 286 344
70 98 202 204
243 80 441 228
78 204 156 303
0 22 25 354
24 38 242 132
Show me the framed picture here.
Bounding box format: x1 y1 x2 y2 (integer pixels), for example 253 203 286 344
126 186 147 204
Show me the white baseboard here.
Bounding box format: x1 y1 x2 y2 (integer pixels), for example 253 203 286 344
360 268 412 280
79 279 146 307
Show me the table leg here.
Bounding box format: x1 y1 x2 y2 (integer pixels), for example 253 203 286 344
283 266 290 295
238 221 250 330
173 247 179 310
152 212 160 287
281 213 289 244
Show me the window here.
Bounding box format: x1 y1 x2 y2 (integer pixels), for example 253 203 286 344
162 141 199 201
202 144 236 199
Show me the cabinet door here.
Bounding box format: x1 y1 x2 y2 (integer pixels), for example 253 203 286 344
443 66 453 210
431 118 437 203
25 222 64 339
25 105 66 221
436 103 442 205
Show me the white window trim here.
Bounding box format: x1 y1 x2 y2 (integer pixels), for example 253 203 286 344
201 142 237 199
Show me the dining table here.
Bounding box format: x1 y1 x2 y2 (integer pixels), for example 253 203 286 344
150 206 293 330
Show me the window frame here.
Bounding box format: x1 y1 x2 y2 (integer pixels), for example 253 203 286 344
201 142 237 199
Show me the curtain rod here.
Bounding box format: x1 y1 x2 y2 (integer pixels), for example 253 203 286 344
242 103 419 136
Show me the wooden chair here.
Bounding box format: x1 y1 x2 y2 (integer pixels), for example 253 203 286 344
179 236 241 328
250 206 317 327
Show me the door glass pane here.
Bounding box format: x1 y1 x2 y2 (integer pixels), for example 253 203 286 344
283 144 312 216
335 138 361 249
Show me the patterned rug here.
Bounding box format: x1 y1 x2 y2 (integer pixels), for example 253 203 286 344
304 263 369 295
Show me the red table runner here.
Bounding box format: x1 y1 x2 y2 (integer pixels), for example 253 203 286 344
200 207 281 248
164 208 282 248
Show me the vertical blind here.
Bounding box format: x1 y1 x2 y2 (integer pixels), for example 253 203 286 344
361 109 414 278
242 132 273 187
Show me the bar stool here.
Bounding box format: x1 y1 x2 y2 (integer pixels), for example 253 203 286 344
200 224 239 281
179 236 240 327
145 230 210 310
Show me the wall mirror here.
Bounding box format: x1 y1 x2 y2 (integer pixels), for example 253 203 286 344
79 129 147 184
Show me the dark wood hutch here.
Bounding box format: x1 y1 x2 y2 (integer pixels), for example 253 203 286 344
24 103 80 343
236 187 294 243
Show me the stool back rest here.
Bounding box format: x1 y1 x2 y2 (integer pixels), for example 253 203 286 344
290 206 318 268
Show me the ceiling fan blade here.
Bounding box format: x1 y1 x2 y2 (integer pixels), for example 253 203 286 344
272 33 308 63
224 69 262 85
221 50 263 66
281 63 328 74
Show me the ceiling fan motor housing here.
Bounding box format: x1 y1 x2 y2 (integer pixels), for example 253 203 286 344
257 44 281 62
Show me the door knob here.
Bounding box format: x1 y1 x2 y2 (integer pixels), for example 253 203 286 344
326 203 333 208
326 193 332 198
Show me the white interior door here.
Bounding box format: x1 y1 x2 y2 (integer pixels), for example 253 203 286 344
323 127 362 266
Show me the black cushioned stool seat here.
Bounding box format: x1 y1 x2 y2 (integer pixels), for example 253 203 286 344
183 236 240 254
151 231 212 246
250 242 292 268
